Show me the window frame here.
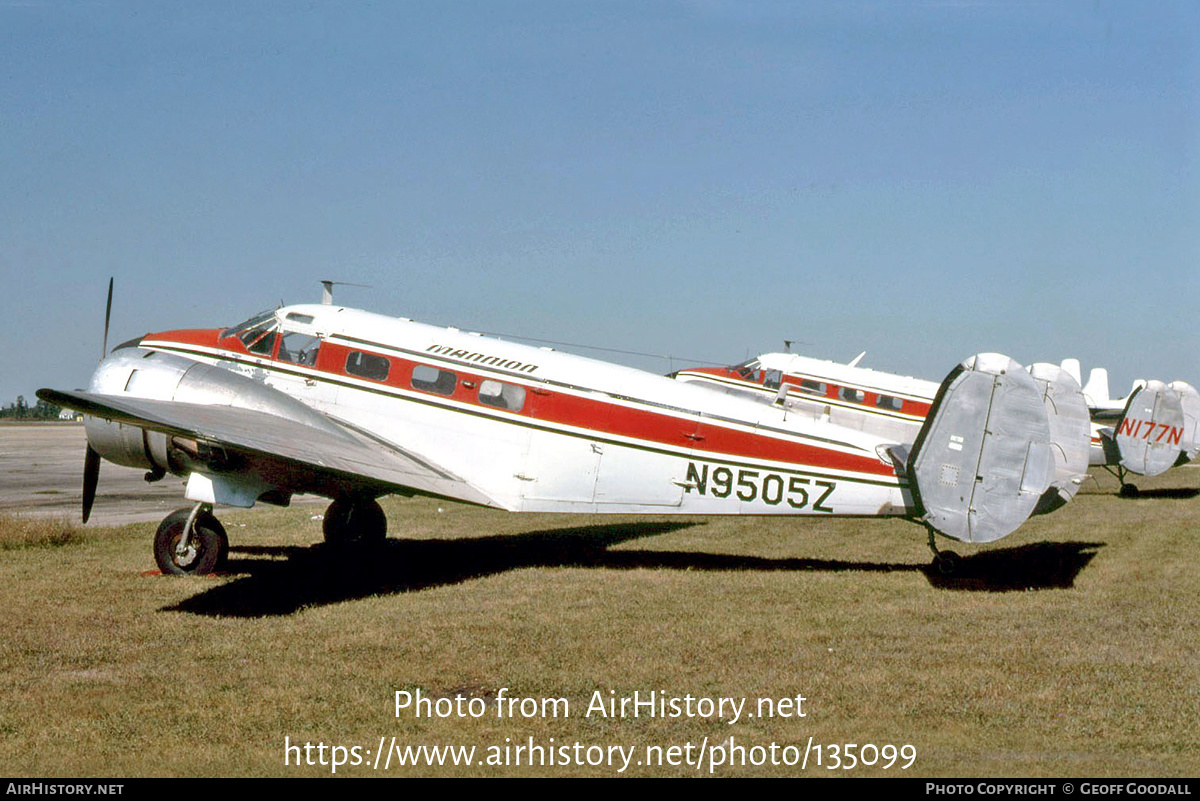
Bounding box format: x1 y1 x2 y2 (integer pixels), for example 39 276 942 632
478 379 526 412
345 350 391 382
411 364 457 396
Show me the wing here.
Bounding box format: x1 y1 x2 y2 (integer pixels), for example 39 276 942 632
38 388 506 509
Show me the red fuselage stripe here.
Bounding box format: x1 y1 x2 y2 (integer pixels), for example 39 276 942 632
146 329 898 478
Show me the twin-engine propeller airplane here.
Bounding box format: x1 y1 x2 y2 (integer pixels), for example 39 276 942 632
674 350 1199 500
41 284 1087 576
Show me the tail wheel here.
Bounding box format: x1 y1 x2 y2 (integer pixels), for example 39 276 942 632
323 497 387 546
933 550 961 576
154 507 228 575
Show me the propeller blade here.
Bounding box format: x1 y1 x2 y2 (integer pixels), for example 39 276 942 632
82 444 100 524
81 279 113 522
101 277 113 359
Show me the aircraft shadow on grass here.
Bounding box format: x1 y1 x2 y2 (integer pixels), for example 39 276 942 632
1119 487 1200 500
163 522 1106 617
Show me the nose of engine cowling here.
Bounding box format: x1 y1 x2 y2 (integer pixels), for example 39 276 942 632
88 344 199 399
83 346 199 472
89 347 141 394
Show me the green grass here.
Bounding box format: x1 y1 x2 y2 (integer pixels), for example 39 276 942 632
0 513 86 550
0 468 1196 777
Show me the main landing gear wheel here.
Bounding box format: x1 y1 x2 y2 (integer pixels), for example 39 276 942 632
1118 483 1140 499
323 497 387 547
154 505 228 576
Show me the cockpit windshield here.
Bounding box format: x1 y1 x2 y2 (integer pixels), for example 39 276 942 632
732 359 761 380
220 310 277 340
219 309 323 364
219 310 280 355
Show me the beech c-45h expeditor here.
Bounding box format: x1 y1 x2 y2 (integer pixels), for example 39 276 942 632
41 286 1093 576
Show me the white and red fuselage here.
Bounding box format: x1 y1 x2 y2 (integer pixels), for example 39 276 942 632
674 354 937 446
107 305 914 518
673 352 1192 471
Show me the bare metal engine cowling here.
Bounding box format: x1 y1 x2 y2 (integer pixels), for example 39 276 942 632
83 347 343 475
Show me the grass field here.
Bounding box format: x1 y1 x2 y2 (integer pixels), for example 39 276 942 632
0 468 1196 777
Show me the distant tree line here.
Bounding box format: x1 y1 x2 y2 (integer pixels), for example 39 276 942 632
0 396 65 420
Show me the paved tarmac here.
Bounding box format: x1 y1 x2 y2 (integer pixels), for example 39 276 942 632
0 423 323 526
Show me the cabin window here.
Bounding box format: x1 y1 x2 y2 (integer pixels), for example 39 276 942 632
763 370 782 390
478 380 526 411
345 351 390 381
412 364 457 396
876 394 904 411
839 387 866 403
277 332 320 366
798 379 827 396
285 312 315 325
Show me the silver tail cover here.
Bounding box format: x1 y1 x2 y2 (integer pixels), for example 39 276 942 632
1111 380 1184 476
1026 362 1091 514
908 353 1056 544
1167 380 1200 463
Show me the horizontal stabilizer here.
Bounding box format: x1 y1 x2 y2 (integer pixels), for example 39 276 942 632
1109 380 1184 477
1027 362 1091 514
908 354 1055 544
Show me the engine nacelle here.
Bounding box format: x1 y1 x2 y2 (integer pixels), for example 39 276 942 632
83 417 173 473
82 346 345 481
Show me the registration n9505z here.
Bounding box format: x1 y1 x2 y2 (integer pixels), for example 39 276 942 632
683 462 836 511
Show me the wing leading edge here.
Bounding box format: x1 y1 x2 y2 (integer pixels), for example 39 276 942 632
37 388 506 510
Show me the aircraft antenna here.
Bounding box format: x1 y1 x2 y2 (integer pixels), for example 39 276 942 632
320 280 372 305
783 339 812 353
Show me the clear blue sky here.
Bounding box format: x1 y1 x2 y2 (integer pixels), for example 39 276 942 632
2 0 1196 405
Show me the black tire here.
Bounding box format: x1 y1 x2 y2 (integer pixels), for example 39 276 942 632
154 507 228 576
323 497 387 546
1118 483 1140 499
934 550 960 576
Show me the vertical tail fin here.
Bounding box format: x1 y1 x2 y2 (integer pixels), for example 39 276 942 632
1061 358 1083 387
1082 367 1111 408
